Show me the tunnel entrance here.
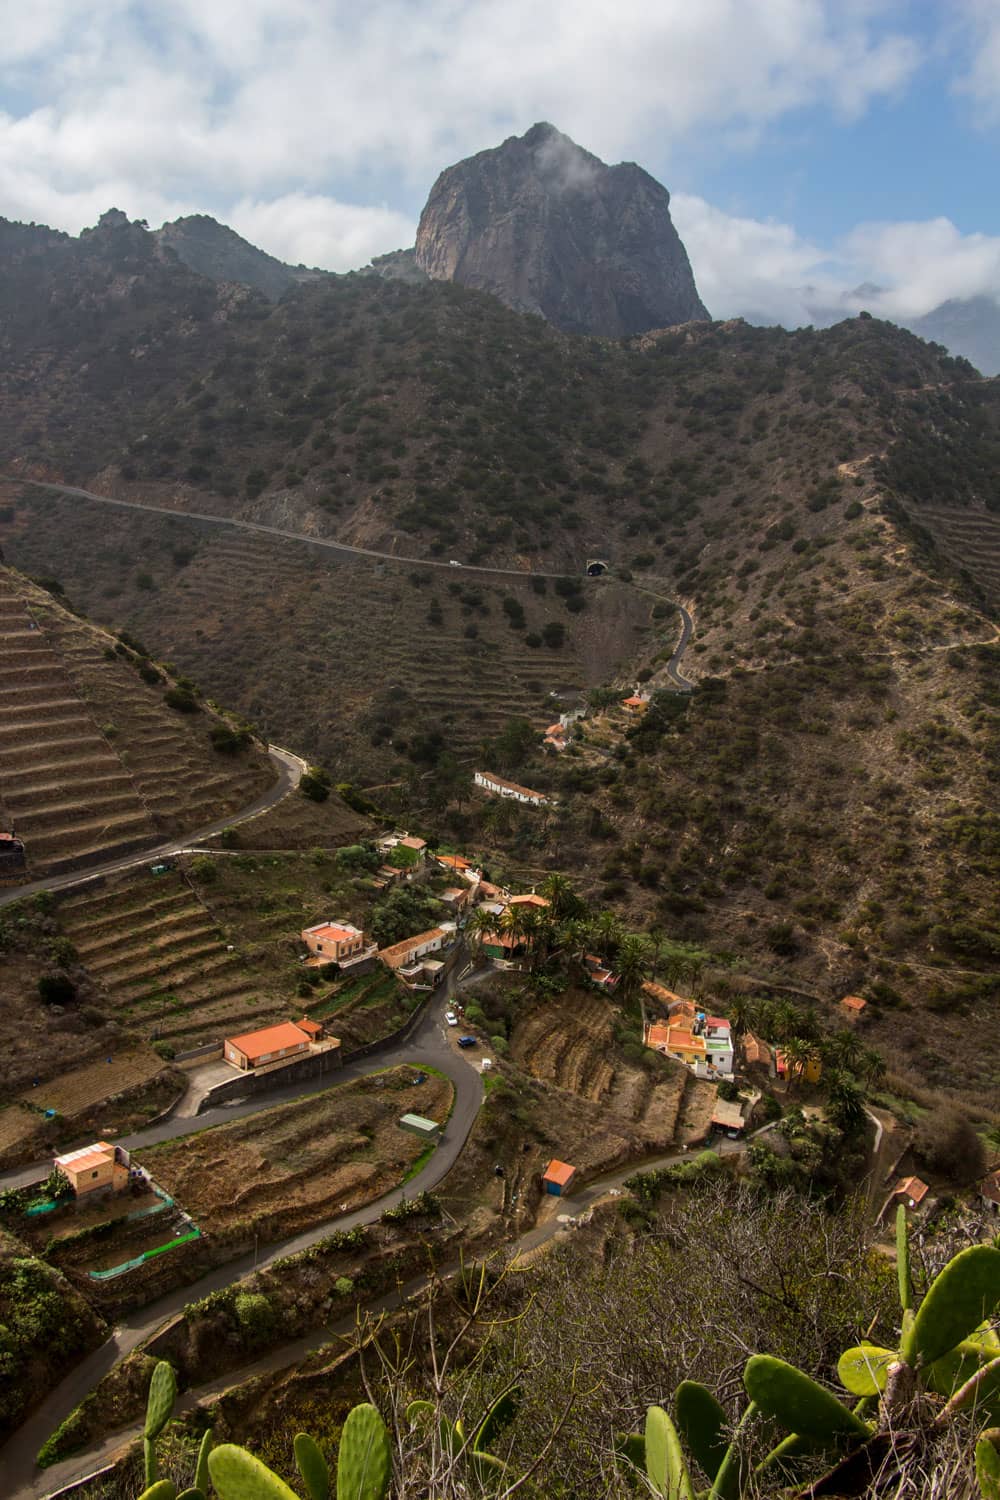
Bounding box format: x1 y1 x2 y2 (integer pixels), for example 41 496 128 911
586 559 609 577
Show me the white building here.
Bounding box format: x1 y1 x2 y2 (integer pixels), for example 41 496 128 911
474 771 550 805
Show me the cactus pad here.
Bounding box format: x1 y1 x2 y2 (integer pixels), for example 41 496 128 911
208 1444 301 1499
644 1404 694 1499
144 1361 178 1441
905 1244 1000 1367
336 1402 391 1500
837 1346 896 1396
744 1356 869 1439
295 1432 331 1500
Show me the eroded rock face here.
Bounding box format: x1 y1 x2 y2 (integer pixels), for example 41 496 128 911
414 122 709 336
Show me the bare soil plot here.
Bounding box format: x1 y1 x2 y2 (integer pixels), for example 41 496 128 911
18 1045 170 1117
142 1066 454 1241
509 987 690 1144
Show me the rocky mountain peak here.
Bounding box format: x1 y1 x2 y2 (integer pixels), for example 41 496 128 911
414 122 709 337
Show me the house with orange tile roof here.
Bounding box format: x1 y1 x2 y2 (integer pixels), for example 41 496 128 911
54 1141 130 1199
978 1168 1000 1213
474 771 551 805
378 924 457 986
542 1159 577 1196
225 1021 314 1071
508 891 550 909
435 852 475 876
621 695 649 713
301 920 367 962
891 1175 930 1208
840 994 867 1018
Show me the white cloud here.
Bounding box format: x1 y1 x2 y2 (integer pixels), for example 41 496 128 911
952 0 1000 123
672 194 1000 328
0 0 921 231
230 194 416 270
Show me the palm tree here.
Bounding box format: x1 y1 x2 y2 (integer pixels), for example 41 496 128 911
781 1036 817 1094
466 906 498 954
825 1068 867 1133
859 1047 887 1090
727 994 758 1041
500 902 530 958
769 1001 799 1044
614 934 650 1013
593 910 624 961
823 1028 864 1072
539 872 582 921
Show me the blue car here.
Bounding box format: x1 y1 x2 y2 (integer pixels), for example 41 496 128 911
457 1035 477 1048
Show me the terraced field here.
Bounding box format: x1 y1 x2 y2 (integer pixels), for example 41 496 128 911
56 871 285 1050
0 566 272 881
908 502 1000 609
509 989 695 1144
1 497 649 773
0 576 156 875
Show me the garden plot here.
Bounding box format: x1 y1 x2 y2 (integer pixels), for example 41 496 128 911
142 1067 453 1241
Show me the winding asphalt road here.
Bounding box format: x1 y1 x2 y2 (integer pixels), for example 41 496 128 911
0 744 306 912
9 479 578 581
1 991 485 1498
664 603 694 691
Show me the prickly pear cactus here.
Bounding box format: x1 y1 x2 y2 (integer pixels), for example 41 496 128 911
336 1402 391 1500
744 1355 869 1440
644 1404 694 1500
208 1443 301 1499
144 1361 178 1441
193 1428 213 1496
674 1380 729 1486
137 1483 177 1500
295 1431 331 1500
977 1433 1000 1500
903 1244 1000 1367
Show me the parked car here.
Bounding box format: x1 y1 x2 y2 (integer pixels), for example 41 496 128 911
445 1010 458 1026
449 559 462 567
457 1035 477 1048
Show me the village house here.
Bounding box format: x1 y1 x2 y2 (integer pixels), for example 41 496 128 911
840 994 868 1020
435 852 474 875
711 1098 747 1138
474 771 551 806
439 885 474 914
621 694 650 714
890 1175 930 1212
543 722 567 753
775 1049 823 1086
645 1021 707 1068
583 953 619 990
54 1141 130 1200
978 1169 1000 1215
378 923 457 987
301 919 368 963
225 1020 313 1071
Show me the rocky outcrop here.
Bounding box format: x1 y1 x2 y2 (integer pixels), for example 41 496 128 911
155 215 323 301
414 122 709 336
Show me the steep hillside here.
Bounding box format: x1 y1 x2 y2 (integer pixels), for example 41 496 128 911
0 208 997 1077
0 566 273 881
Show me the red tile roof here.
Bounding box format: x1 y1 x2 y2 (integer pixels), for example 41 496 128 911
296 1017 323 1036
542 1159 576 1186
894 1175 929 1204
980 1170 1000 1207
840 995 867 1013
399 835 427 850
379 927 449 968
228 1021 311 1061
307 922 360 943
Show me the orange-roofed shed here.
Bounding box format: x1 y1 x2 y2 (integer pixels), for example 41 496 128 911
893 1175 929 1206
840 995 867 1016
542 1159 577 1196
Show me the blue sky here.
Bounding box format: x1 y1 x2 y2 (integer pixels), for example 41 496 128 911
2 0 999 325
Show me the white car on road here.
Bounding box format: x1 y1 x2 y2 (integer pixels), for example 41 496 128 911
445 1010 458 1026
